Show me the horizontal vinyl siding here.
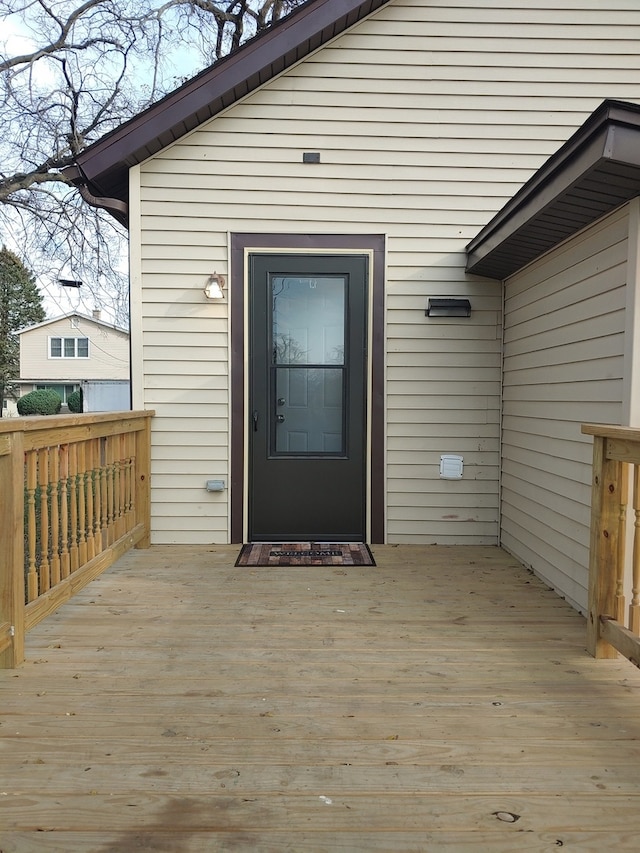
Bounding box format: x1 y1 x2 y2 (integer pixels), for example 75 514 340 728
136 0 640 544
501 206 629 612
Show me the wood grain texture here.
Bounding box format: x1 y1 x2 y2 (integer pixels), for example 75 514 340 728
2 544 640 849
0 431 24 667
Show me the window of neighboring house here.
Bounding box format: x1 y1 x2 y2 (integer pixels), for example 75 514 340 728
49 337 89 358
36 384 78 404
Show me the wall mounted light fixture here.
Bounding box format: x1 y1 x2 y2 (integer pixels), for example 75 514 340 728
204 272 226 300
426 298 471 318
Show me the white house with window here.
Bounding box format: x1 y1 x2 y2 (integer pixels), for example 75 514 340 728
4 312 130 416
49 335 90 360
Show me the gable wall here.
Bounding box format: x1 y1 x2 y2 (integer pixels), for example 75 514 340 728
132 0 640 546
501 206 629 613
20 316 130 381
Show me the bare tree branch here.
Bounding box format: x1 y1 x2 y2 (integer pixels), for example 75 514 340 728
0 0 307 321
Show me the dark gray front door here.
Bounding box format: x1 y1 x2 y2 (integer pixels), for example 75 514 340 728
249 253 368 542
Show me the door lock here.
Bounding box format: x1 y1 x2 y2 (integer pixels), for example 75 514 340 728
277 397 286 406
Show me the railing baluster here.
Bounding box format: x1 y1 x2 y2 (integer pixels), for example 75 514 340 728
85 438 97 561
59 445 70 580
37 447 50 594
122 439 130 528
115 434 124 539
25 451 38 603
77 441 88 567
68 443 79 572
49 446 60 587
91 437 102 554
630 464 640 635
100 437 108 550
107 436 116 544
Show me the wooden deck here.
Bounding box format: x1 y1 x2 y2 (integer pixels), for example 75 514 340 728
2 544 640 851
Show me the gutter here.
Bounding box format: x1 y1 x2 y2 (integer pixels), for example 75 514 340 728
63 165 129 227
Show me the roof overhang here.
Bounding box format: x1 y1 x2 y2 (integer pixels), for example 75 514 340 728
466 99 640 280
70 0 392 228
17 312 129 336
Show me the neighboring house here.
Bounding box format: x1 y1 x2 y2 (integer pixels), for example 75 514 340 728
68 0 640 613
11 312 130 415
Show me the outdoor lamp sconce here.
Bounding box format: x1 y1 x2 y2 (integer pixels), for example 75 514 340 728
426 298 471 318
204 272 226 300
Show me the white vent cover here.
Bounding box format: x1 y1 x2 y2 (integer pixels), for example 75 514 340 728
440 454 463 480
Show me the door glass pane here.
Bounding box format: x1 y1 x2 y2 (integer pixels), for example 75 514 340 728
275 368 344 454
272 276 345 365
271 274 347 456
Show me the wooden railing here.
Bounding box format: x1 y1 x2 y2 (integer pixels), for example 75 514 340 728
0 411 153 668
582 423 640 666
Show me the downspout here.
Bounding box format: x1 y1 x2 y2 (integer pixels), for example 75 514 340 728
76 182 129 220
63 164 129 222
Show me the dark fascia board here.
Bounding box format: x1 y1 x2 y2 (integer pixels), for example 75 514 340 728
74 0 391 209
465 99 640 280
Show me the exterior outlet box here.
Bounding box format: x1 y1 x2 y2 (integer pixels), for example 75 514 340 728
206 479 226 492
440 455 463 480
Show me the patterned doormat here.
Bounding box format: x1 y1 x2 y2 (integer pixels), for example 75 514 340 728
235 542 376 567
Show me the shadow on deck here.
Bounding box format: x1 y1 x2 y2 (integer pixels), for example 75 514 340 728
2 544 640 851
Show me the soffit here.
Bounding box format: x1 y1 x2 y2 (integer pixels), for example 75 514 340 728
466 100 640 281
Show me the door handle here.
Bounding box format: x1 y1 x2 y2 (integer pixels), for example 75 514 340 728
276 414 285 423
252 410 259 431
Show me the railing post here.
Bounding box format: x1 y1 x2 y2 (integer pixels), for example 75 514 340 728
135 416 152 548
0 431 25 668
587 434 621 658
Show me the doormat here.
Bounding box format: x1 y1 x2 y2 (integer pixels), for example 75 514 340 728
235 542 375 567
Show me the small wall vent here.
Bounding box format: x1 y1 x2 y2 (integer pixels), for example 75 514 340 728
440 455 464 480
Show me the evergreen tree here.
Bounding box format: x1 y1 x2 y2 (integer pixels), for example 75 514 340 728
0 247 45 416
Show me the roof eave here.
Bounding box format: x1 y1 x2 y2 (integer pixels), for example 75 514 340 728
17 312 129 335
74 0 391 208
466 99 640 280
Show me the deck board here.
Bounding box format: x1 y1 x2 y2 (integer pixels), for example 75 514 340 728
2 544 640 851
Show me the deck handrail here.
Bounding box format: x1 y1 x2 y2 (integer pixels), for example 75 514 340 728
582 423 640 666
0 411 153 668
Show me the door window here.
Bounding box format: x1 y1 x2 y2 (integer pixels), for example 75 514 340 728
271 275 347 456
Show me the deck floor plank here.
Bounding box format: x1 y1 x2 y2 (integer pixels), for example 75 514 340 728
2 544 640 851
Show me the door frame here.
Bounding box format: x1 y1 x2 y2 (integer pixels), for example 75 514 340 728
230 233 385 543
